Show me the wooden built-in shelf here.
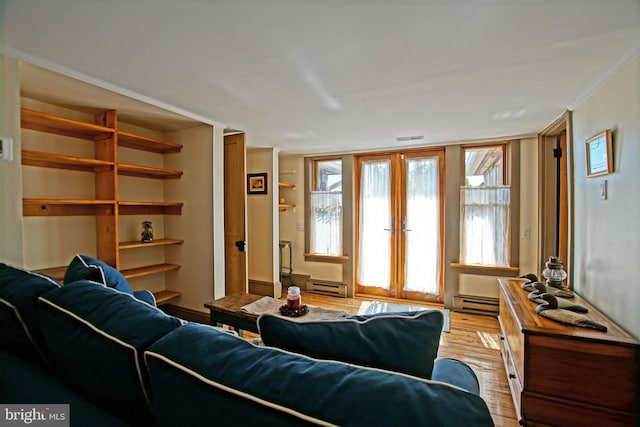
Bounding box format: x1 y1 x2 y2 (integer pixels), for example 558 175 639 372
118 163 183 179
21 109 114 141
121 263 180 279
118 201 183 215
21 152 182 179
22 150 114 172
34 266 66 282
119 238 184 250
23 198 116 216
278 182 295 189
278 203 296 210
153 290 181 305
117 131 182 154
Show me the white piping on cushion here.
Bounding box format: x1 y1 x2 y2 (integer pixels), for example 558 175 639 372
0 298 48 364
144 351 337 427
74 255 107 287
37 297 153 409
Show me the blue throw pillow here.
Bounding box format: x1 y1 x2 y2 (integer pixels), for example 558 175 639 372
258 309 443 379
0 263 61 363
37 280 183 424
64 254 133 295
145 323 494 427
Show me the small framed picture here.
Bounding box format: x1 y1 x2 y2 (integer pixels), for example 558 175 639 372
585 130 613 178
247 172 268 195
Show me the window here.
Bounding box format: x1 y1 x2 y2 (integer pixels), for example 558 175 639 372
310 159 342 256
460 145 510 266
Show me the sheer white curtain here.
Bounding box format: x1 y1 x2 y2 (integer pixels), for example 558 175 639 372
357 160 391 289
404 157 440 294
460 186 510 266
310 191 342 255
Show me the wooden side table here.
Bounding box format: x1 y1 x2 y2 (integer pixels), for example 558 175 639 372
204 293 264 335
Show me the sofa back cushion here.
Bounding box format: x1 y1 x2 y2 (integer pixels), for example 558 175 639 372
37 280 183 424
63 254 156 306
64 254 133 294
145 323 493 427
0 263 61 363
258 309 443 378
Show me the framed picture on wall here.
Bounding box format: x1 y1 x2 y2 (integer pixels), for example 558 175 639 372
247 172 268 194
585 130 613 177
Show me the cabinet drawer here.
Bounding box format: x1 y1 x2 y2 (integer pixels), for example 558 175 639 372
498 316 522 419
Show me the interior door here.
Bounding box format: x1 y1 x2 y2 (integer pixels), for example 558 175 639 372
355 149 444 302
224 133 248 295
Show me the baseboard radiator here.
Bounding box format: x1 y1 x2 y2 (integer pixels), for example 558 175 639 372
306 280 347 298
453 294 499 316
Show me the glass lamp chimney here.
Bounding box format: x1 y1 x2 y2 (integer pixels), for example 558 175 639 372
542 256 567 289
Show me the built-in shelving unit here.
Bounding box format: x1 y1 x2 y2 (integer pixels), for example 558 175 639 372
21 106 183 304
278 182 296 210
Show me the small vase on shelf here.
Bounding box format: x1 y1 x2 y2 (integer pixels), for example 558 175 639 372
141 220 154 243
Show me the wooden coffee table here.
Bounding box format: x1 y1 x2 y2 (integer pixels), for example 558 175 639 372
204 293 266 335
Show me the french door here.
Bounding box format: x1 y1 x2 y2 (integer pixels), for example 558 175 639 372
355 149 444 302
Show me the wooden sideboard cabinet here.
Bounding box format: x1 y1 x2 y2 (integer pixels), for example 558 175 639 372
497 278 638 427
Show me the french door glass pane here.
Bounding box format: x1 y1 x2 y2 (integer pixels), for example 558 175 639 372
357 159 391 290
404 157 440 295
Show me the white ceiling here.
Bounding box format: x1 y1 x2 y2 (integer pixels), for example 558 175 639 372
3 0 640 155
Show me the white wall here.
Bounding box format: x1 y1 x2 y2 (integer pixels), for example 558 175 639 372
519 137 540 275
246 148 278 283
0 56 24 265
165 125 217 312
571 54 640 339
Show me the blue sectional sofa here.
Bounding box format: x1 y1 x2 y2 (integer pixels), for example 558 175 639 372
0 261 495 426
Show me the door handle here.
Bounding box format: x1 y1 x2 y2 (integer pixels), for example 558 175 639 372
235 240 247 252
402 216 412 234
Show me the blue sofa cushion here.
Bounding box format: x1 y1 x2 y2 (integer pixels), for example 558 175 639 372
63 254 156 306
64 254 133 295
257 309 443 378
145 323 494 427
0 350 130 427
37 280 183 424
0 263 60 363
432 358 481 394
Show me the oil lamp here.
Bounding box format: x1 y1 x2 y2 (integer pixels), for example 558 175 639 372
542 256 567 289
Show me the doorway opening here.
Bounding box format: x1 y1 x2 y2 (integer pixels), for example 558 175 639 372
538 111 573 283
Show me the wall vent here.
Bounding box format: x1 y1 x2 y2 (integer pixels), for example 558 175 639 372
453 294 499 316
395 135 425 143
306 280 347 298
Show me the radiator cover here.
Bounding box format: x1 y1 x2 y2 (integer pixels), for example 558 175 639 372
306 280 347 298
453 294 499 316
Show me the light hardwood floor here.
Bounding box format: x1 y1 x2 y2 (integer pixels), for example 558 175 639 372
246 292 519 427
